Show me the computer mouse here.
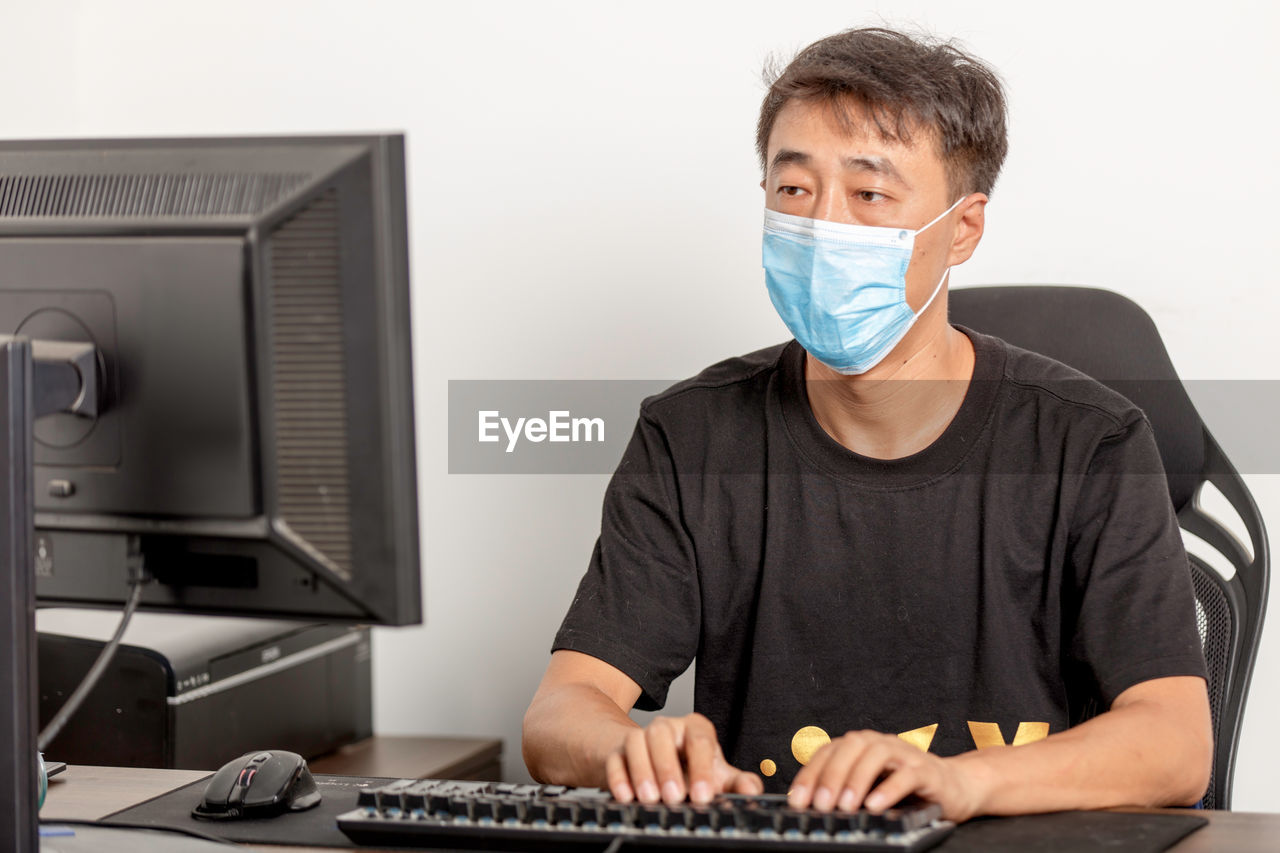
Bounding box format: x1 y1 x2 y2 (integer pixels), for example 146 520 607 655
192 749 321 820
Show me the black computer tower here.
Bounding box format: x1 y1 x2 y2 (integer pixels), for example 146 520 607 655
37 609 372 769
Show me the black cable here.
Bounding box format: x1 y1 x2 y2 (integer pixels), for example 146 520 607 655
37 577 146 751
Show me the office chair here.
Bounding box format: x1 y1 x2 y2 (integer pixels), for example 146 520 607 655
949 285 1269 810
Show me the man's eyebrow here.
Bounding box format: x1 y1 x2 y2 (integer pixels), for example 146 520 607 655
769 150 911 188
768 149 810 176
843 155 909 187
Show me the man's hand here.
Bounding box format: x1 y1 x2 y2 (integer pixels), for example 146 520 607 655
787 730 983 822
605 713 763 805
523 652 762 805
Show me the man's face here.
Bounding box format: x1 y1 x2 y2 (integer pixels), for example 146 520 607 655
762 97 965 313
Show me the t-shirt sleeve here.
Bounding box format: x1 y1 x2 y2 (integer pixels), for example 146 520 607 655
552 409 700 710
1066 412 1208 707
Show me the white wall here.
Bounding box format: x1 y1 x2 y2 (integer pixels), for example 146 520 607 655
4 0 1278 811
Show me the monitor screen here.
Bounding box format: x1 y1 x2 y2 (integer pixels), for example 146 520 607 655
0 135 420 626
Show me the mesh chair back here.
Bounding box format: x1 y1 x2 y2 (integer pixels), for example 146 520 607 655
949 285 1269 809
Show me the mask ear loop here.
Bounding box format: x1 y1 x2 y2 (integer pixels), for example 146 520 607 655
917 194 968 234
912 196 968 316
916 268 950 316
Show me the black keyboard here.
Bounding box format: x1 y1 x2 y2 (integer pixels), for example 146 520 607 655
336 779 955 851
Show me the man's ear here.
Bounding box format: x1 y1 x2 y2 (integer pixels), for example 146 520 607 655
946 194 988 267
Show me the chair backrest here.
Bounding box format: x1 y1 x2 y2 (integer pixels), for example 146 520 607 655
949 285 1269 810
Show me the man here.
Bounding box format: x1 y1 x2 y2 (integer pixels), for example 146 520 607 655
522 28 1211 821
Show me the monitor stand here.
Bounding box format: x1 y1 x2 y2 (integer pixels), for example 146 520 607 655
0 337 100 853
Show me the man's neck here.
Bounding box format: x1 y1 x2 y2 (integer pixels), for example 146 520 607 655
804 320 976 460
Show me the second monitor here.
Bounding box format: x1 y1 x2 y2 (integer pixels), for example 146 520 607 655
0 134 421 625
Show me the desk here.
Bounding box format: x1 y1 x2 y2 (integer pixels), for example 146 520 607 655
42 766 1280 852
309 735 501 781
42 735 502 853
42 765 357 853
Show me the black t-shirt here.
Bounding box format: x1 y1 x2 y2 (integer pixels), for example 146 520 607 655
553 328 1206 791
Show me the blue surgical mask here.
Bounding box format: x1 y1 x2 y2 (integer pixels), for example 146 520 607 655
762 197 963 374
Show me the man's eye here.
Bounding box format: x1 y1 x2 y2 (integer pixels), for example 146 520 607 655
857 190 885 203
779 186 806 197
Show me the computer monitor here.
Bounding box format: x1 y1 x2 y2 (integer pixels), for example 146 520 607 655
0 134 422 850
0 134 421 625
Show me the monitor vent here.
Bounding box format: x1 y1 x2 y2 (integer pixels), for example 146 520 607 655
0 172 308 217
266 189 353 581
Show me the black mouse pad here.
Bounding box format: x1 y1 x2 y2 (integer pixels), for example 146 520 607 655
102 773 394 848
103 775 1207 852
941 810 1206 852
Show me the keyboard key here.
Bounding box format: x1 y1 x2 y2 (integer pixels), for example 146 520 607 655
524 801 554 823
636 803 667 829
494 798 523 822
727 803 756 832
508 784 542 798
885 801 943 832
471 799 498 821
823 810 864 834
747 805 777 833
778 809 807 834
550 802 579 826
685 804 716 830
399 782 433 813
369 779 413 812
426 791 453 815
575 802 604 825
566 787 612 801
600 803 633 826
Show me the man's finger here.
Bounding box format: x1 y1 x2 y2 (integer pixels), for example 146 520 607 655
838 740 894 812
605 751 634 803
624 729 660 804
864 765 923 814
644 720 687 805
812 735 870 811
789 737 840 809
682 726 718 804
727 770 764 795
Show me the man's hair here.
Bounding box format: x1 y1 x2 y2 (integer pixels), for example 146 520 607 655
756 28 1009 198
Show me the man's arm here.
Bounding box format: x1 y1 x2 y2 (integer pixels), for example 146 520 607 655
522 650 762 804
788 675 1212 820
523 650 642 790
954 675 1212 813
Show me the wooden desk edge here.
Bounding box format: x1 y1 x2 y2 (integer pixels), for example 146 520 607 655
43 767 1277 852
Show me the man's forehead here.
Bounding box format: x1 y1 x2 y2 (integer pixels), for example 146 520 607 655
769 149 910 186
766 97 941 175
